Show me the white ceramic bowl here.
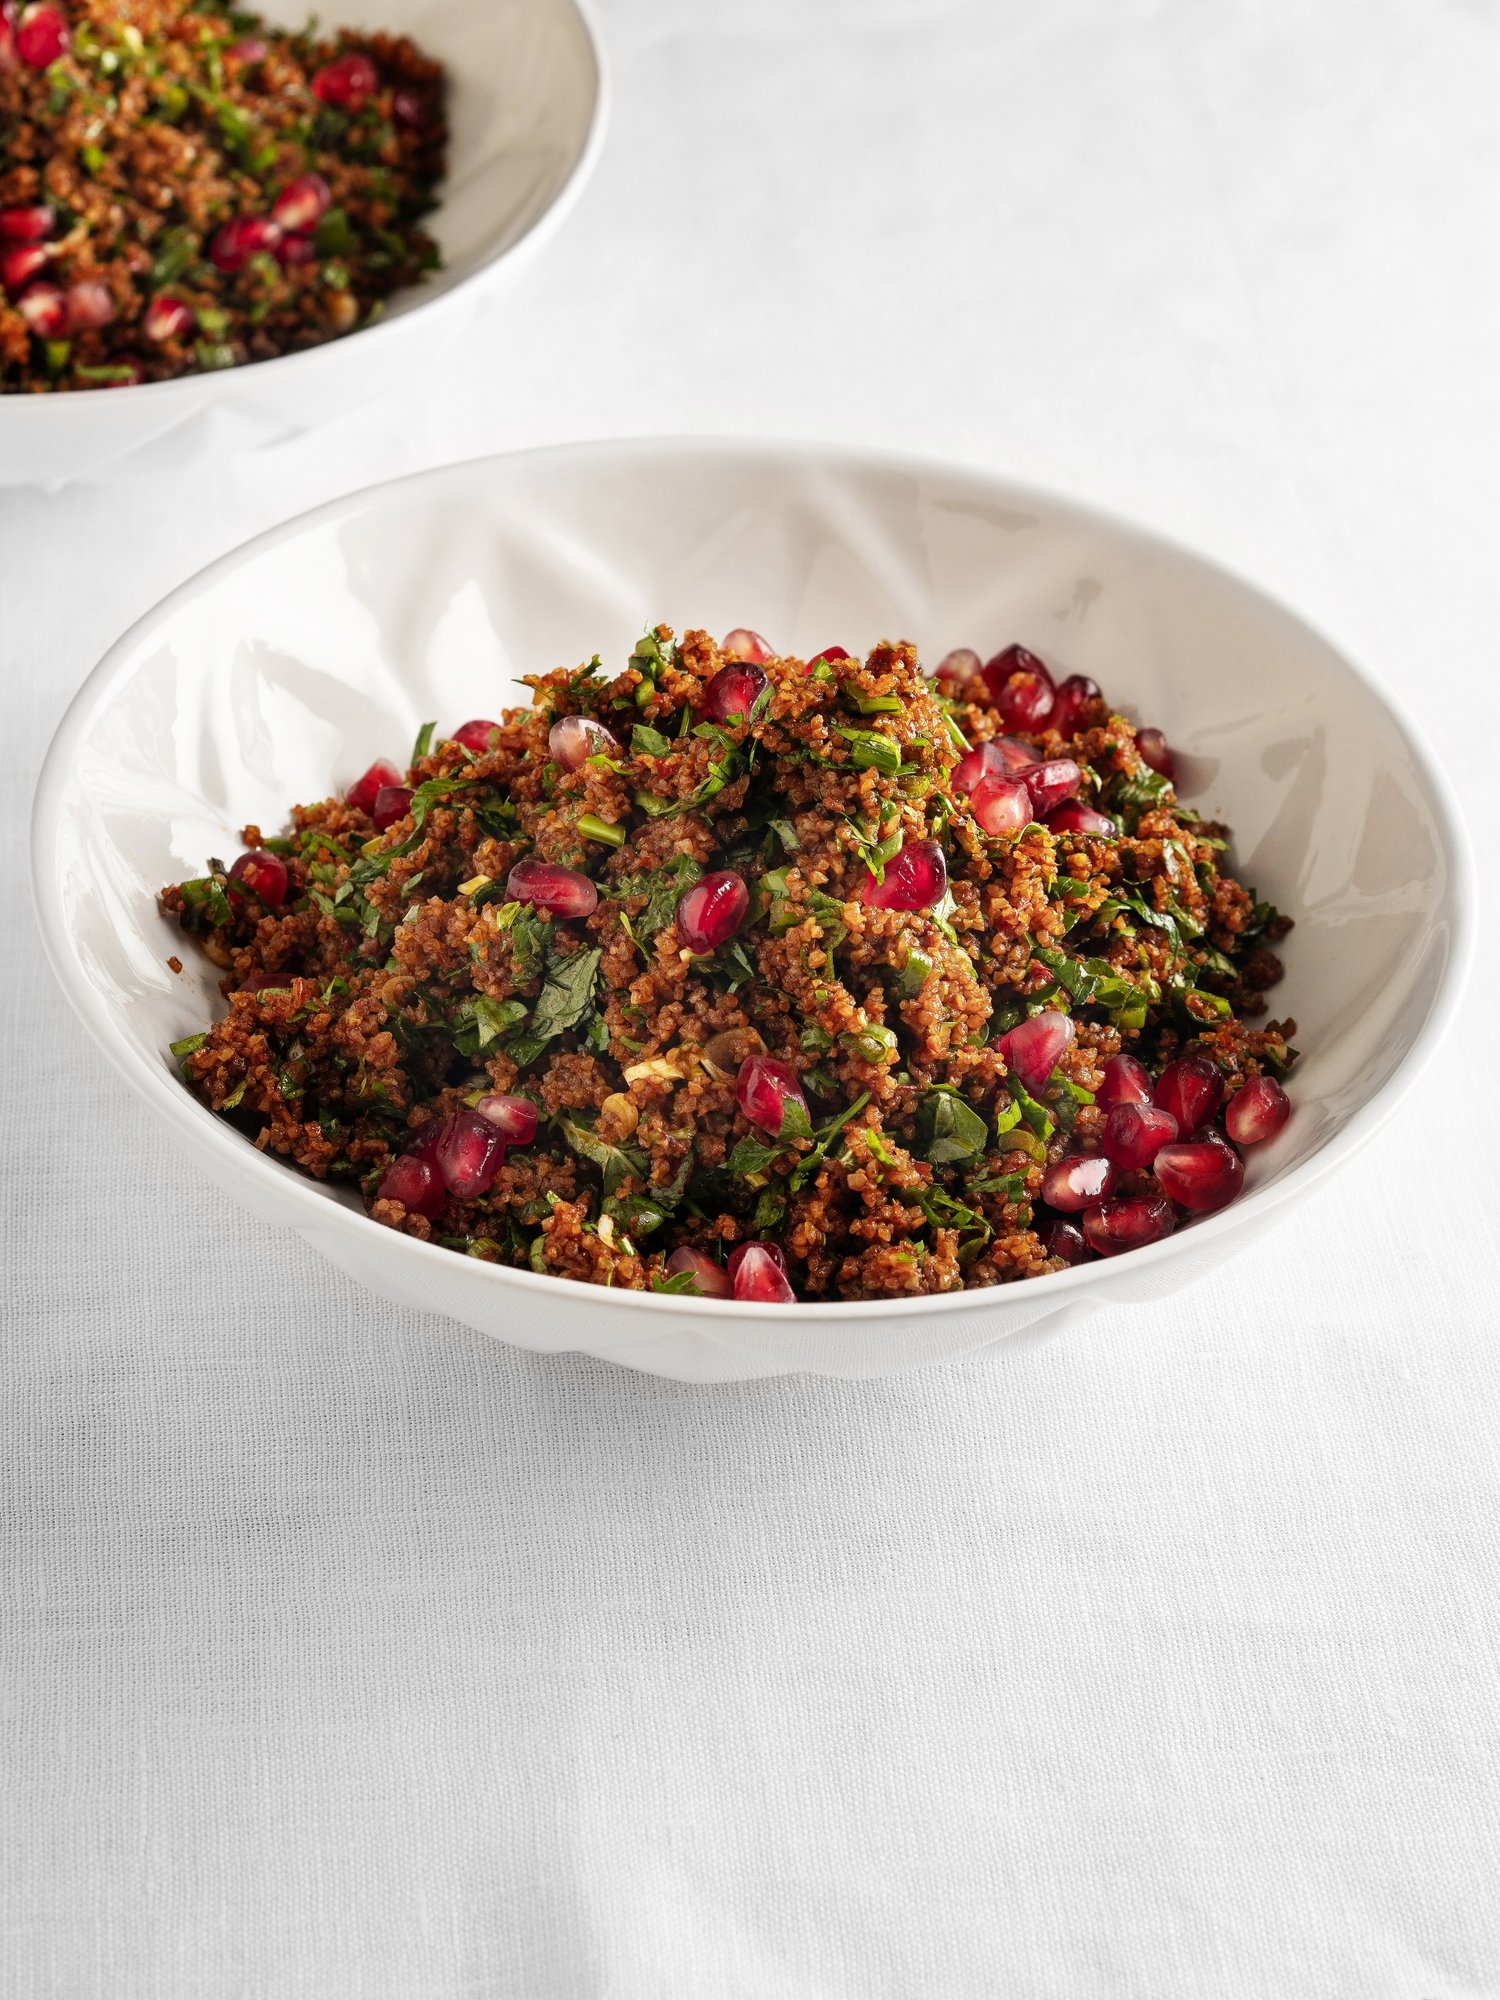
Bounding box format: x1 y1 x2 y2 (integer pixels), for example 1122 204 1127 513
0 0 606 488
31 441 1474 1380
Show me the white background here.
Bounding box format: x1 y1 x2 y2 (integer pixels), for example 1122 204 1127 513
5 0 1500 1994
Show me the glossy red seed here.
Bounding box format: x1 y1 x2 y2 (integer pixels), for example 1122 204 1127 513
731 1244 796 1303
1101 1101 1178 1171
952 740 1008 793
677 869 749 953
806 645 852 670
347 758 402 815
277 233 317 267
735 1054 806 1137
998 1008 1075 1094
1082 1195 1176 1257
311 51 377 106
1049 672 1102 738
665 1244 732 1297
506 857 598 919
1155 1055 1224 1133
703 660 767 722
271 172 332 234
65 278 113 331
209 214 281 273
1096 1052 1153 1111
1153 1135 1244 1213
227 848 288 908
860 838 948 911
1136 727 1175 779
982 645 1056 730
1045 1219 1090 1265
228 34 268 63
721 627 772 664
1 242 49 293
377 1152 445 1219
547 713 618 769
727 1239 787 1279
16 2 68 66
1225 1074 1291 1146
1041 1153 1117 1214
16 281 66 336
0 204 54 242
934 646 981 689
969 772 1033 836
450 717 501 755
475 1094 538 1145
1023 758 1083 815
992 736 1042 773
1045 798 1116 837
434 1111 505 1200
143 293 194 341
392 86 427 130
371 784 412 831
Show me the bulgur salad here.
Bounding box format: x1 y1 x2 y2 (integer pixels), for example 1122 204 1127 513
1 0 445 391
162 630 1296 1304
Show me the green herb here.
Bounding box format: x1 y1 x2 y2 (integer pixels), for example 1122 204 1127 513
452 995 527 1059
920 1087 988 1164
505 943 602 1067
836 727 903 777
315 207 355 257
560 1115 647 1198
789 1091 871 1191
577 813 624 848
895 947 932 999
728 1134 782 1176
170 1032 207 1062
848 693 903 715
410 720 435 764
630 723 673 757
839 1024 898 1063
651 1269 701 1296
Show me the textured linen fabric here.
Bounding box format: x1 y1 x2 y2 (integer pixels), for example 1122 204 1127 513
5 1 1500 1994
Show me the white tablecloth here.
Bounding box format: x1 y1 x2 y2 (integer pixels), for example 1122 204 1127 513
5 1 1499 1993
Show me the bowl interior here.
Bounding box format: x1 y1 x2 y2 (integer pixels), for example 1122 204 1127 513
35 444 1466 1303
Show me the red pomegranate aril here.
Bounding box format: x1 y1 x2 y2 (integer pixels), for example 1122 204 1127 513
209 214 281 273
227 848 288 908
1153 1135 1244 1213
998 1008 1075 1094
1050 672 1102 738
547 713 618 769
277 233 317 268
731 1243 796 1304
1225 1074 1291 1146
450 717 501 756
371 784 413 831
347 758 402 815
969 772 1033 836
952 741 999 794
506 857 598 919
311 51 377 106
1155 1055 1224 1133
65 278 113 331
860 838 948 912
665 1245 732 1298
1045 1219 1090 1265
271 173 332 234
703 660 767 723
0 204 54 242
434 1111 506 1200
721 627 772 665
16 2 68 66
1041 1152 1118 1213
475 1094 539 1146
727 1239 786 1280
1045 798 1116 837
1136 727 1175 780
934 646 981 689
677 869 749 953
377 1152 445 1219
1096 1052 1154 1111
1 242 49 294
806 645 852 670
1023 758 1083 815
1101 1101 1178 1171
16 281 66 336
392 86 427 130
143 293 194 341
1082 1195 1176 1257
228 34 267 63
735 1054 807 1137
982 645 1056 730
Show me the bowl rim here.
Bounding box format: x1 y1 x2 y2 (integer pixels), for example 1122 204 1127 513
0 0 609 418
29 435 1479 1322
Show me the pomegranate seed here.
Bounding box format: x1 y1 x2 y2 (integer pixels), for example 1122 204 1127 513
1136 727 1175 779
142 293 194 341
806 645 852 670
475 1094 538 1145
377 1152 445 1219
860 838 947 912
1 242 49 293
1096 1053 1154 1111
208 214 281 273
1153 1135 1244 1213
992 736 1042 773
934 647 981 689
1082 1195 1175 1257
346 758 402 815
1155 1055 1224 1133
1225 1074 1291 1147
392 86 427 130
665 1244 732 1297
1050 672 1102 737
311 52 377 106
731 1243 796 1303
1101 1101 1178 1171
969 772 1033 836
371 784 412 831
1022 759 1083 815
982 645 1056 730
271 173 332 234
997 1008 1075 1094
16 2 68 66
727 1239 787 1279
506 857 598 920
1045 799 1116 837
548 713 618 769
408 1119 445 1161
65 278 113 331
952 739 1009 793
434 1110 506 1199
227 848 288 908
0 204 53 242
703 660 767 723
447 717 498 756
277 234 316 268
1045 1219 1089 1265
735 1053 807 1137
677 869 749 953
721 627 772 664
1041 1153 1118 1214
228 35 268 63
16 281 66 336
